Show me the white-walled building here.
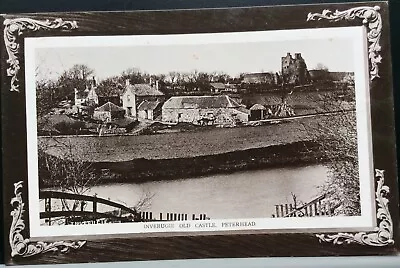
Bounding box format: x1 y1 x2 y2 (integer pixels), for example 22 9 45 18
162 95 249 126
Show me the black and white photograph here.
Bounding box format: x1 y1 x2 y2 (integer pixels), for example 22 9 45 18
24 26 376 237
2 2 399 265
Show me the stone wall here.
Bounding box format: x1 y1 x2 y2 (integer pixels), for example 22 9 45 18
162 108 248 125
93 111 111 122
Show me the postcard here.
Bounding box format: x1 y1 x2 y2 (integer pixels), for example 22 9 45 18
1 1 399 265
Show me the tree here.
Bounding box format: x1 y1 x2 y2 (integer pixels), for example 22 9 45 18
313 63 332 82
56 64 95 100
97 76 124 97
300 94 359 216
121 68 149 84
38 138 155 224
315 63 329 71
36 78 59 117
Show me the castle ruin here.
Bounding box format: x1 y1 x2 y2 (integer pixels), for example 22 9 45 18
281 53 311 86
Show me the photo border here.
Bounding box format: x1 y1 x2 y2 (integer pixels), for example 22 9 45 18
1 2 398 263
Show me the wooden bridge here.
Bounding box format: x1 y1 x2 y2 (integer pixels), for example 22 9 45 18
40 191 209 225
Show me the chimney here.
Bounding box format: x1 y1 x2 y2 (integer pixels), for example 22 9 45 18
155 80 159 90
125 79 130 86
92 76 97 88
149 77 153 86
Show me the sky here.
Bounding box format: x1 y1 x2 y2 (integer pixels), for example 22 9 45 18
35 36 354 82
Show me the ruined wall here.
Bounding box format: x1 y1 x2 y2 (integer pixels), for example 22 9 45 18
281 53 310 86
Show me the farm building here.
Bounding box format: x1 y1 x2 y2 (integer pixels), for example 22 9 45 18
210 82 226 93
242 72 279 85
137 100 162 120
93 102 126 122
122 80 164 118
249 104 272 121
308 70 354 83
162 95 249 126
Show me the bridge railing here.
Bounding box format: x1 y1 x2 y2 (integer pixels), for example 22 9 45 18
272 193 332 218
40 191 211 225
40 190 139 224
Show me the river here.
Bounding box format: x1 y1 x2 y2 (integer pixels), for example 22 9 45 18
78 164 329 219
41 164 329 222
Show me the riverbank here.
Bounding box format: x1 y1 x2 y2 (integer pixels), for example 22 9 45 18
39 138 329 188
84 140 327 185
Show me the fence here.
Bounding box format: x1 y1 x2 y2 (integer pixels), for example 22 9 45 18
272 194 331 218
40 190 210 225
139 212 209 221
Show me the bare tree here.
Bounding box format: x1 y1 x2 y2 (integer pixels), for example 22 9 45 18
38 138 100 212
38 137 155 223
315 63 329 71
300 93 359 216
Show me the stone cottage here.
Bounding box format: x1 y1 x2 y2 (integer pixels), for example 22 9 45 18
121 80 164 118
162 95 249 126
137 100 162 120
93 101 126 122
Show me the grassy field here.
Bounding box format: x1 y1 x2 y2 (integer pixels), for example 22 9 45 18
39 113 350 162
241 90 355 115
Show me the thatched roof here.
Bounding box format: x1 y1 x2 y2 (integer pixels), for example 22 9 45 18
250 104 266 110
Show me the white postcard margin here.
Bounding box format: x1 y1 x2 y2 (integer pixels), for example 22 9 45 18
24 26 375 238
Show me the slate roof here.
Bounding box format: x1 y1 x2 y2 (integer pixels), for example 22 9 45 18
250 104 266 110
124 84 164 97
95 102 125 112
243 72 276 78
162 95 242 109
138 100 160 111
210 82 226 89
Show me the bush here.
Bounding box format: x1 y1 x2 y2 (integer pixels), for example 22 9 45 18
54 120 86 135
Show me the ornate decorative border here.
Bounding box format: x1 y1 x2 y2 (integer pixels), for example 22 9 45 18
4 6 394 260
308 6 394 247
10 181 86 258
316 169 394 246
3 18 78 92
307 6 382 81
4 18 82 258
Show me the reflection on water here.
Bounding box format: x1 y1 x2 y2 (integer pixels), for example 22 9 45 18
74 164 329 219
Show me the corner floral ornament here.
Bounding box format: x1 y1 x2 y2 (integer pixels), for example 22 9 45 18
316 170 394 247
3 18 78 92
9 182 86 258
307 6 382 81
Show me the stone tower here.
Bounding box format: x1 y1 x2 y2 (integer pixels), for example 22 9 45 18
281 53 310 86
